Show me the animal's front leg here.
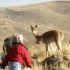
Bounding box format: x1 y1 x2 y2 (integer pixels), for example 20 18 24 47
46 44 48 58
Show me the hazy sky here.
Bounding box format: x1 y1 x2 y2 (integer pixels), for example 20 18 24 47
0 0 57 7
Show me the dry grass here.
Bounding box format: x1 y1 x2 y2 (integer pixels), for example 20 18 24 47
62 44 70 56
0 1 70 70
28 43 70 70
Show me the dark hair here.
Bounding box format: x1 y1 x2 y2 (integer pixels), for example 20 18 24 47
12 42 23 45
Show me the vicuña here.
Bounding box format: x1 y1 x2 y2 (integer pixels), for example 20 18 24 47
30 25 64 57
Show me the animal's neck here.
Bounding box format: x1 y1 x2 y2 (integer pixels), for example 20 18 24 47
35 35 41 41
33 33 41 43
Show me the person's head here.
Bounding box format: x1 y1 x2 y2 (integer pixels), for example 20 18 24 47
12 33 24 45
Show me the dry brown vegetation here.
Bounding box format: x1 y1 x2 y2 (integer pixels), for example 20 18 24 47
0 1 70 70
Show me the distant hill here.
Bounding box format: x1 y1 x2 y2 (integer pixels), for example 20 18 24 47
0 1 70 51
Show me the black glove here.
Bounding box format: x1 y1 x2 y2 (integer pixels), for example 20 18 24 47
1 64 6 69
27 66 32 68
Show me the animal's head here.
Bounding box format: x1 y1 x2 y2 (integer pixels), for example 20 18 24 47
30 25 40 44
30 25 37 36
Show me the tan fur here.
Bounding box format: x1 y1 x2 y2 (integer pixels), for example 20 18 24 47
30 25 64 57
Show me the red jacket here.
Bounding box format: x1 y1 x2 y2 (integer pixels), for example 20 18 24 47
2 44 32 67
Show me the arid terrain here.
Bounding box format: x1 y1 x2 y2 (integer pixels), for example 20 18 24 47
0 1 70 70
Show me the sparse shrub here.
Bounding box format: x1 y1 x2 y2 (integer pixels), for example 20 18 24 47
62 44 70 56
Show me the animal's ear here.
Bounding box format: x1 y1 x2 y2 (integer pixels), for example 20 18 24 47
35 25 37 28
30 25 32 28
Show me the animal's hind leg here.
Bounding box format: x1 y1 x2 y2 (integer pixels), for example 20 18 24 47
55 40 62 56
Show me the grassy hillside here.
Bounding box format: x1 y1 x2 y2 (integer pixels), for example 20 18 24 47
0 1 70 52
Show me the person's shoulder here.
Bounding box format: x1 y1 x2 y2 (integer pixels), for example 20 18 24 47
18 44 26 49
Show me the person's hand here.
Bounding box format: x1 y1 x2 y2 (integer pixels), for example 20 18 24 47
24 67 32 70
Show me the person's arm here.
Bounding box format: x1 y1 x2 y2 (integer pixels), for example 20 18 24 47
22 47 32 68
1 50 9 69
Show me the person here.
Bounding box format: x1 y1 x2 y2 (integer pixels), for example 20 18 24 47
3 36 13 53
1 33 32 70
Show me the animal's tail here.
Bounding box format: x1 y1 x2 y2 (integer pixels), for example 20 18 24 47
59 31 64 40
